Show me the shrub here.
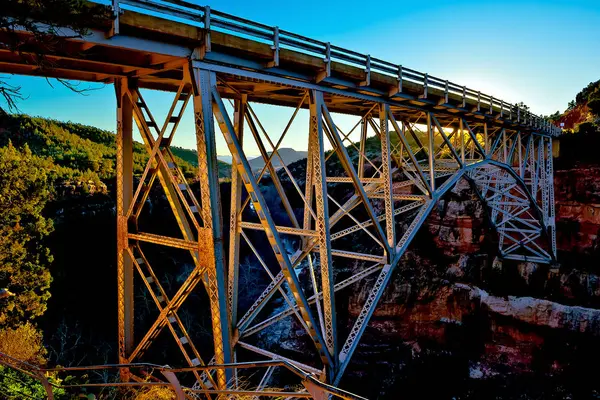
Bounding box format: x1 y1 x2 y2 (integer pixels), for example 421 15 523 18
0 365 68 399
576 121 598 135
0 322 47 365
588 97 600 117
132 386 176 400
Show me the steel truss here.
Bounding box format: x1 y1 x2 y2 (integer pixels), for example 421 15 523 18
0 1 558 397
115 60 556 397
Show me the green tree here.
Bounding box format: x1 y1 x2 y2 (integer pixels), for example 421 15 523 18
576 121 598 135
545 111 561 122
587 88 600 116
0 143 53 326
576 79 600 105
589 99 600 117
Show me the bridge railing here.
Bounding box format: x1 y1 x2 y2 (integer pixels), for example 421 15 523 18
0 351 367 399
94 0 561 136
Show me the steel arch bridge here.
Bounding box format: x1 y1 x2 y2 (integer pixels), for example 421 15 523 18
0 0 560 398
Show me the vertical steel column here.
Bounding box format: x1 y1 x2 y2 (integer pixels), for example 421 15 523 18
427 112 435 191
541 136 549 222
459 118 465 164
518 133 523 177
310 90 338 373
502 129 508 163
547 136 557 257
115 78 134 370
358 117 367 179
399 120 405 165
228 95 246 327
533 135 540 196
303 123 315 250
484 122 489 155
529 134 536 195
192 68 233 388
379 104 396 250
521 134 531 189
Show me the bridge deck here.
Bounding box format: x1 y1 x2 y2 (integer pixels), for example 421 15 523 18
0 0 559 136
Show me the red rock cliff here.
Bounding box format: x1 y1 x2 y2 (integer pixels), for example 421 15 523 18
341 140 600 398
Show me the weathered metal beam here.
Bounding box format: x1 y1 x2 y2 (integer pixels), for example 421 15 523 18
192 68 234 389
379 104 396 250
309 90 338 369
228 95 246 327
115 78 134 373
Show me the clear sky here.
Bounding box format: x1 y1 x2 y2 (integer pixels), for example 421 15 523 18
3 0 599 156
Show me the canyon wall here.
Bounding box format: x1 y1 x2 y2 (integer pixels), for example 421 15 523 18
339 149 600 398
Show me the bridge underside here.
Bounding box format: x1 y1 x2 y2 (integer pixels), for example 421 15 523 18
0 4 558 398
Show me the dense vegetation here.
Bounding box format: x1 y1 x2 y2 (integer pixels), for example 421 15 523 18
0 144 54 327
0 114 231 187
552 80 600 165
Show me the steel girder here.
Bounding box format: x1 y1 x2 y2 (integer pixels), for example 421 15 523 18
115 67 230 392
116 64 556 397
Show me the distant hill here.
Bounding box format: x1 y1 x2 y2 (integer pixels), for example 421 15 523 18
0 114 231 186
217 155 233 164
248 148 308 171
170 146 231 179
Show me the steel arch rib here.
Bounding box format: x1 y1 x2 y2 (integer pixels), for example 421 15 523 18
334 156 555 384
480 159 556 262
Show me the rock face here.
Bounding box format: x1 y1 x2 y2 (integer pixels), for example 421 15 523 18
467 283 600 334
554 166 600 261
427 179 488 255
338 154 600 398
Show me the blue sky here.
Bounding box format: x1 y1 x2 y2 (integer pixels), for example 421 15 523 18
3 0 599 155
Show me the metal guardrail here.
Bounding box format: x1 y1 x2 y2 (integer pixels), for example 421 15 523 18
0 351 367 399
96 0 562 137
